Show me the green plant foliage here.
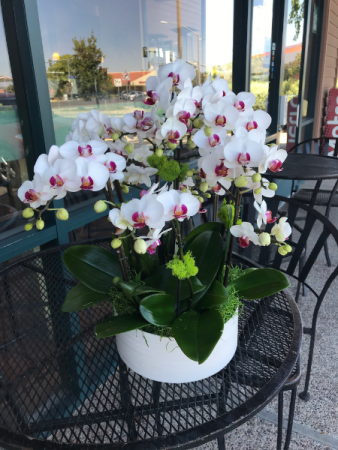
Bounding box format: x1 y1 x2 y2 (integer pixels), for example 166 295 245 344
140 294 177 326
95 314 148 338
179 163 190 182
159 160 181 182
62 283 110 312
194 279 229 310
166 251 198 280
184 222 223 250
63 245 122 294
228 268 290 300
172 310 224 364
147 154 167 169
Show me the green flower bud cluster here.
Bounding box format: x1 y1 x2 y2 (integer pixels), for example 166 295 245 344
278 243 292 256
167 251 199 280
178 163 190 182
218 200 235 229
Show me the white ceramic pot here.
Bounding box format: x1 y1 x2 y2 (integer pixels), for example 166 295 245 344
116 313 238 383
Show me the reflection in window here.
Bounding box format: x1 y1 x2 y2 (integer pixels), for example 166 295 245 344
0 9 29 240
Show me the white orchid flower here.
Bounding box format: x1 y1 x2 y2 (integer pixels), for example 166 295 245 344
211 184 225 196
223 137 265 169
143 76 172 111
69 118 91 143
86 110 113 140
18 173 53 208
203 99 239 130
157 189 200 222
236 109 271 135
60 140 108 164
179 176 195 191
158 59 196 90
232 92 256 117
125 164 158 187
104 153 126 182
109 208 133 234
137 227 171 255
210 78 235 99
122 195 165 230
132 145 153 166
259 145 288 173
34 145 63 177
201 147 235 190
110 115 125 134
271 217 292 242
110 139 130 157
254 200 276 228
43 159 81 198
177 77 202 108
123 110 154 138
161 116 187 144
194 127 230 156
172 98 196 129
76 158 109 191
230 222 260 248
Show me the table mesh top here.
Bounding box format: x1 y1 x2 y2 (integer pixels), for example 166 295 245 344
0 240 298 449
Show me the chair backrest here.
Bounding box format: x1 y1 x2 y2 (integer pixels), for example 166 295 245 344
287 137 338 156
246 195 338 304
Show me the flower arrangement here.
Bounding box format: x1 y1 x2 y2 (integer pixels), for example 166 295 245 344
18 60 291 373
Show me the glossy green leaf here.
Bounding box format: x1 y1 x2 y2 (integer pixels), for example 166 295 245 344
61 283 110 312
194 279 229 310
184 222 223 249
95 314 148 338
185 230 223 307
139 294 177 326
63 245 122 294
241 268 258 275
132 284 165 296
172 310 224 364
228 268 290 300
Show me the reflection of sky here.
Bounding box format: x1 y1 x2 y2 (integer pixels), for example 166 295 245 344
206 0 233 66
0 10 12 78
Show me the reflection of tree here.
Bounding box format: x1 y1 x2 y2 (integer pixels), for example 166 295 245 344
281 52 301 96
288 0 304 41
47 53 73 99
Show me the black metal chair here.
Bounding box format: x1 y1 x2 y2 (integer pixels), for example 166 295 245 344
287 137 338 267
247 195 338 403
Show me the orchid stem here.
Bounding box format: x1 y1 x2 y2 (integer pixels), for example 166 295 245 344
38 196 57 219
113 180 125 203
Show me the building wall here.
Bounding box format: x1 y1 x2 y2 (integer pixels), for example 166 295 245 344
314 0 338 137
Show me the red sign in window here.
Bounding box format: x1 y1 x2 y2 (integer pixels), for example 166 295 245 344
286 97 298 152
322 87 338 154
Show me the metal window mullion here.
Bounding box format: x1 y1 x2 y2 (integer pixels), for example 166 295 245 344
233 0 252 93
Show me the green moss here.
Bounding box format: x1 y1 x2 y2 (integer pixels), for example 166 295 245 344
159 159 180 182
178 163 190 183
147 154 167 169
166 251 198 280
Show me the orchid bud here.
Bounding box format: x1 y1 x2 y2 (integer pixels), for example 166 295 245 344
192 190 199 195
155 148 163 157
186 169 194 177
22 208 34 219
24 223 33 231
205 193 211 198
269 183 278 191
278 246 288 256
234 176 248 188
113 276 121 284
112 132 119 140
199 181 208 192
134 239 147 254
252 173 262 183
94 200 108 213
193 118 204 129
121 184 129 194
187 138 196 150
181 187 187 193
198 196 204 203
254 188 262 195
167 141 177 150
111 238 122 249
285 244 292 253
124 143 134 154
56 208 69 221
204 126 212 137
36 219 45 230
259 232 271 246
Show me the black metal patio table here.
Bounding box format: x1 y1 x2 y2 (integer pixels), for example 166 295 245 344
0 239 302 450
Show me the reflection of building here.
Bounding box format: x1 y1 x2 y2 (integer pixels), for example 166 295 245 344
0 76 13 92
109 71 156 88
252 43 302 62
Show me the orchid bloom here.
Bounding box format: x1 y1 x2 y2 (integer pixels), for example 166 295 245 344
254 200 276 228
158 59 196 90
18 173 53 208
172 98 196 130
223 137 265 169
34 145 63 177
124 164 158 187
123 110 154 136
247 177 276 204
232 92 256 116
230 222 260 248
210 78 235 100
132 145 153 166
137 228 171 255
201 147 234 189
161 116 187 144
66 117 91 143
110 116 125 135
59 140 108 164
110 139 130 157
236 110 272 138
43 159 81 198
86 110 113 140
194 127 230 156
122 195 165 230
260 145 288 173
104 153 126 181
203 98 239 130
143 76 172 111
211 183 225 196
109 208 133 234
76 158 109 191
157 189 200 222
271 217 292 242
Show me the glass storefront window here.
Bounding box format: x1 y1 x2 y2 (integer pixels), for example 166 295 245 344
0 9 29 240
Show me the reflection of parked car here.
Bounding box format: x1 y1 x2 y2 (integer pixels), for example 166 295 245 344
121 91 140 101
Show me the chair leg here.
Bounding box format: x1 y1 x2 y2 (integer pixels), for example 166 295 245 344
277 390 284 450
217 434 226 450
323 239 332 267
299 330 316 401
277 387 298 450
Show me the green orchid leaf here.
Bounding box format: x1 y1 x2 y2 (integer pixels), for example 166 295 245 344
228 268 290 300
139 293 177 326
194 279 229 310
242 268 258 275
184 222 223 249
61 283 110 312
63 245 122 294
172 310 224 364
95 313 148 338
132 285 165 296
185 230 223 307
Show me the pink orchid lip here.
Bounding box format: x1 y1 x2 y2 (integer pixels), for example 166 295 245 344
80 176 94 190
215 161 229 177
198 208 207 213
174 204 188 219
78 145 93 157
50 174 65 187
222 91 227 97
105 161 117 173
168 72 180 86
208 134 220 147
132 211 146 228
234 100 245 111
139 189 148 198
178 111 191 125
143 98 156 106
238 235 250 248
134 110 144 120
25 189 39 202
246 120 258 131
199 168 207 179
212 184 222 193
140 117 154 131
237 152 251 165
148 240 161 255
104 125 114 135
215 115 226 127
168 130 180 144
269 159 283 172
265 211 277 224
